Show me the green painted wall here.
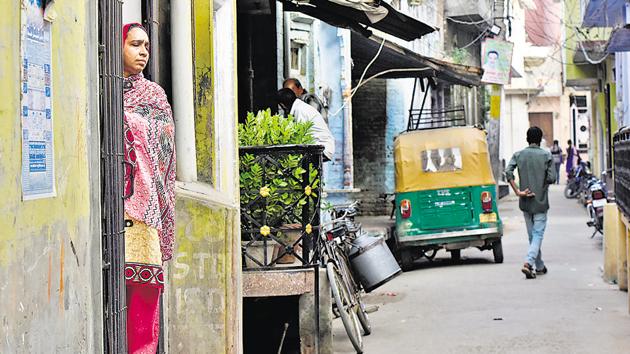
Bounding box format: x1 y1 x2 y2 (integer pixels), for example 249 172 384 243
0 1 101 352
564 0 597 82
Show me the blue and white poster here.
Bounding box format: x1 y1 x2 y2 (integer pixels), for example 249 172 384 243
21 0 56 200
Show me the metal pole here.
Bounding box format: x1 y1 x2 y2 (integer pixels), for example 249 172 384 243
99 0 126 352
415 78 430 130
407 78 418 130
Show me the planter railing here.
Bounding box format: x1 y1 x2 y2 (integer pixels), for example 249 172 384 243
240 144 323 270
614 129 630 218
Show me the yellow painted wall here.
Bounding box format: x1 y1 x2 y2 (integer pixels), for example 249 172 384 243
168 196 240 353
164 0 241 352
0 1 101 352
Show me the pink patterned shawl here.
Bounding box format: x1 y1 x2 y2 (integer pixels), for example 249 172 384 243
123 73 176 262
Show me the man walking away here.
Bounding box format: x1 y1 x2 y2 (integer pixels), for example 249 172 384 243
277 88 335 162
505 127 556 279
550 140 563 184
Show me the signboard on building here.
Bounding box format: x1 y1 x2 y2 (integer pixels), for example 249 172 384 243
21 0 56 200
481 39 514 85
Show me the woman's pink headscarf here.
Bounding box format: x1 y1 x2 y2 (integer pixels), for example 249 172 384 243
122 22 146 44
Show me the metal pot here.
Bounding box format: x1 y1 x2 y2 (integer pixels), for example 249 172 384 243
348 234 402 293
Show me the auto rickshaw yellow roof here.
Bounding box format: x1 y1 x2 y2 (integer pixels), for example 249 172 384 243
394 126 496 193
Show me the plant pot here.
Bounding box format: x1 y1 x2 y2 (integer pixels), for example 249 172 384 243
274 224 303 265
242 239 277 269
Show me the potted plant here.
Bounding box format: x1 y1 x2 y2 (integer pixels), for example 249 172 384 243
239 109 321 267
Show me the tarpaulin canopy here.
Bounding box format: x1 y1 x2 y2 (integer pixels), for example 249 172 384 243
394 127 495 193
582 0 627 28
351 32 483 86
607 27 630 52
280 0 436 41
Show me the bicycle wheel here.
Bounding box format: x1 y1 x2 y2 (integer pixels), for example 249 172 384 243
327 262 363 353
356 300 372 336
334 247 372 336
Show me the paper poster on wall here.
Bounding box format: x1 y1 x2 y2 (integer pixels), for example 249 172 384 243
21 0 56 200
481 39 514 85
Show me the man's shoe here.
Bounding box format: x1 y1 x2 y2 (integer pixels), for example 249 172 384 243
536 266 548 275
521 263 536 279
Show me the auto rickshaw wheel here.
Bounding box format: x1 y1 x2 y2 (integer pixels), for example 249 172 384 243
492 240 504 263
450 249 461 262
399 249 415 271
422 249 437 261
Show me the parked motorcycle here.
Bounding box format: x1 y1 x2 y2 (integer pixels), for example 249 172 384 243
578 175 599 207
586 172 610 238
565 161 591 199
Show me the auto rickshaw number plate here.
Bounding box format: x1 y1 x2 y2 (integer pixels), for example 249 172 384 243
479 212 497 223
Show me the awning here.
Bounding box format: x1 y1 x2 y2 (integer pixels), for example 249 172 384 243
280 0 436 41
582 0 627 28
607 27 630 52
351 32 482 86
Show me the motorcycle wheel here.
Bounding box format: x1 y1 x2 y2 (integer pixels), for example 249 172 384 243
564 184 579 199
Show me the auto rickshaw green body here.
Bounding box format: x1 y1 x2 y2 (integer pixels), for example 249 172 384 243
393 126 503 269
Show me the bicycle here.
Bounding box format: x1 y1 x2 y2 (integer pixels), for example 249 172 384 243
319 202 371 353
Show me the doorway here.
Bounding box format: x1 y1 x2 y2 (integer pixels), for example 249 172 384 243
529 112 554 147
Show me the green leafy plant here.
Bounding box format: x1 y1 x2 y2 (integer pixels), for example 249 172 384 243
239 109 321 241
238 109 315 147
448 47 470 65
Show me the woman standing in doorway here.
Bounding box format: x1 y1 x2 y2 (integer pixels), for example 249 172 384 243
551 140 563 184
122 23 176 353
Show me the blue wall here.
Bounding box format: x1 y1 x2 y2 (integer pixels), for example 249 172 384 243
313 22 347 191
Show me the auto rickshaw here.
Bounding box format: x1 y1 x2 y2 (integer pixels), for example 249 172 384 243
393 125 503 270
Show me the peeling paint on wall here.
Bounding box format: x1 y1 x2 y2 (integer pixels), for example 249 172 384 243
168 196 239 353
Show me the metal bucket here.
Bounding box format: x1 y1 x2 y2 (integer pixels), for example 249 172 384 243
348 234 402 293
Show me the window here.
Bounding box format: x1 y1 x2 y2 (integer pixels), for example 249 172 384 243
421 148 462 173
290 40 307 77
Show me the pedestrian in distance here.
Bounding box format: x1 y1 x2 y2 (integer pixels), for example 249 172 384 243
505 127 556 279
276 88 335 161
565 139 579 180
550 140 563 184
122 23 176 353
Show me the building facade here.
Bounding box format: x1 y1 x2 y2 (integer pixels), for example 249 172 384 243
1 0 242 352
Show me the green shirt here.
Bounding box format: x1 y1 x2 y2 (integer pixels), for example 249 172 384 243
505 144 556 214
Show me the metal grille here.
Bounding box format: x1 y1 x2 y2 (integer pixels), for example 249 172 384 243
239 145 323 270
407 106 467 131
614 129 630 218
99 0 127 352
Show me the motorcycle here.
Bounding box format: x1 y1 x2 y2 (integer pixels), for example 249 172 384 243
565 161 591 199
586 172 610 238
579 175 599 207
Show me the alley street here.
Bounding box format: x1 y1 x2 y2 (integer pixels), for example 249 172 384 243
334 185 630 353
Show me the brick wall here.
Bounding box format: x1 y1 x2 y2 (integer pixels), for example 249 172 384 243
352 79 391 215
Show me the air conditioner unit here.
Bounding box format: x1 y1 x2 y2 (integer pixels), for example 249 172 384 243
575 112 590 151
571 95 590 152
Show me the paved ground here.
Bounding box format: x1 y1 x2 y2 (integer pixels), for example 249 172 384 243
334 185 630 353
